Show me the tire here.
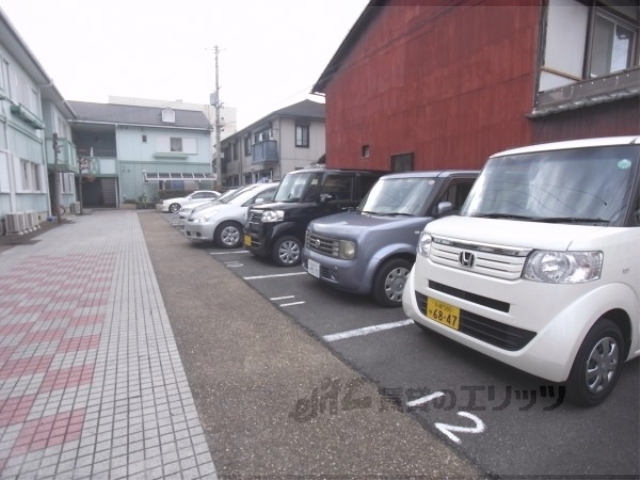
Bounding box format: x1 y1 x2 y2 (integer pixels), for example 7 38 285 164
371 258 412 307
566 318 624 407
215 221 242 249
168 203 181 213
272 235 302 266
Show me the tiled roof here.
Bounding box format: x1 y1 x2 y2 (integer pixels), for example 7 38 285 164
68 100 212 129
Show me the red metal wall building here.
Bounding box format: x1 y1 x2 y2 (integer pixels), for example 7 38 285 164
319 1 639 172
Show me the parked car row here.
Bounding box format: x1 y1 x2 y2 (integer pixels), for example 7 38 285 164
159 190 221 213
166 135 640 407
180 183 279 248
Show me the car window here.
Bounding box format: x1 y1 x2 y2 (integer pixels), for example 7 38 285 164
437 179 475 212
358 175 380 200
320 175 353 201
191 192 204 199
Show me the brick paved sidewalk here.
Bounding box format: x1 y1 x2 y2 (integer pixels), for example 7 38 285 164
0 211 217 479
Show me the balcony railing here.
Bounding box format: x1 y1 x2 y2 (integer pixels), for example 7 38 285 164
531 67 640 117
46 137 78 172
252 140 279 164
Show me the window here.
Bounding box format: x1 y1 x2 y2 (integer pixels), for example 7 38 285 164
62 173 74 193
244 136 251 156
361 145 370 158
391 153 414 172
162 108 176 123
295 125 309 147
170 138 183 152
232 141 238 160
588 8 638 78
19 159 43 192
0 57 5 93
142 135 147 143
320 175 354 202
57 116 68 139
0 151 9 192
33 164 42 191
20 160 30 189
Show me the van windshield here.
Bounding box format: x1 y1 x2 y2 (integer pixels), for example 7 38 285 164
273 172 323 203
462 145 640 226
358 177 438 216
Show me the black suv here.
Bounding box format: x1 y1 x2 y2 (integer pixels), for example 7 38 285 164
244 168 386 266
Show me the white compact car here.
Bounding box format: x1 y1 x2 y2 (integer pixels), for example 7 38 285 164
183 183 278 248
160 190 220 213
403 136 640 407
176 189 238 229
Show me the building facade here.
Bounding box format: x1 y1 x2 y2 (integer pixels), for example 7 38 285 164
219 100 326 186
0 7 77 234
312 0 639 173
68 101 213 207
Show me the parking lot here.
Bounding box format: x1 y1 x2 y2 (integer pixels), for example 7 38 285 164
164 212 639 478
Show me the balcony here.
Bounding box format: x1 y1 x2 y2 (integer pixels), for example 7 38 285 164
252 140 279 165
46 136 78 172
10 104 45 129
531 67 640 117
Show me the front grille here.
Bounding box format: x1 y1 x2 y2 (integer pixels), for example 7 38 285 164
415 292 535 351
430 237 529 280
306 232 339 257
246 210 262 232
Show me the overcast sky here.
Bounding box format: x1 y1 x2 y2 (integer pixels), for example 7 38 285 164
1 0 369 129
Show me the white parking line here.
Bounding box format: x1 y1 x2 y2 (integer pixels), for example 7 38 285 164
270 295 295 301
209 250 251 255
244 272 307 280
323 319 415 342
279 301 306 307
406 391 445 407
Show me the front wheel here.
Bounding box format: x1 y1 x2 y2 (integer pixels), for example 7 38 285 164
215 221 242 248
371 258 412 307
272 235 302 266
168 203 181 213
566 318 624 407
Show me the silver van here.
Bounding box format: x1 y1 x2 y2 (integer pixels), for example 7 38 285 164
302 170 478 306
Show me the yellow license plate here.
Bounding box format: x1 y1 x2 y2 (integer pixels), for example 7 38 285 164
426 298 460 330
243 235 252 247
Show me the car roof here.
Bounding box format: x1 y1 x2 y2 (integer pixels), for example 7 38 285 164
378 170 480 180
491 136 640 158
286 168 386 175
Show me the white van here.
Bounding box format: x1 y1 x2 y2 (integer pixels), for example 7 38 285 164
403 136 640 406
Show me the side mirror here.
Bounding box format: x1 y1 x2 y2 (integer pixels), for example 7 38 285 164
254 197 265 205
434 201 454 216
319 193 333 203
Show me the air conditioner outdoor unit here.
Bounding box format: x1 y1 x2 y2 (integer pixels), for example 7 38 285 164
5 212 27 235
28 211 40 230
24 211 35 232
70 202 81 214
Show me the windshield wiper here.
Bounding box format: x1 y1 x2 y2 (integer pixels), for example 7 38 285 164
537 217 610 225
360 210 405 216
470 213 538 221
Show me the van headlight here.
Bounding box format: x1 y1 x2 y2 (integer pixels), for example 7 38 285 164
339 240 356 259
417 231 432 257
523 251 603 284
261 210 284 223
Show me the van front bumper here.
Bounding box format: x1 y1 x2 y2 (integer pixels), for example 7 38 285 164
302 247 373 295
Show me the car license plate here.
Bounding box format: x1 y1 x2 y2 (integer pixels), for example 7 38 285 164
307 259 320 278
426 298 460 330
243 235 252 247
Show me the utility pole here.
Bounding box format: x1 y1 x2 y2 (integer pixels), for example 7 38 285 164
52 133 61 223
210 45 223 192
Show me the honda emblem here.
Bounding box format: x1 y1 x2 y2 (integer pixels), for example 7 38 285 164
459 251 475 268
